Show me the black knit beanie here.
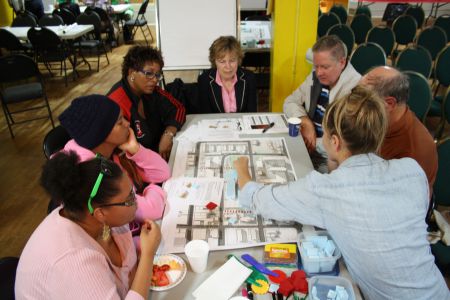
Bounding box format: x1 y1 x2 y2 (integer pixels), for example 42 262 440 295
59 94 120 149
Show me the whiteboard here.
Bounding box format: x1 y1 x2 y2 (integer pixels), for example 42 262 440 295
157 0 237 70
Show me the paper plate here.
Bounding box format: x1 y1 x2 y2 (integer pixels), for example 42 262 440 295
150 254 187 291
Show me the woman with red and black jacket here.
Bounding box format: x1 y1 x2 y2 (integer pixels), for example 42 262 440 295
107 46 185 160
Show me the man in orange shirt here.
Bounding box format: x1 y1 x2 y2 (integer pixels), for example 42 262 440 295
360 66 437 196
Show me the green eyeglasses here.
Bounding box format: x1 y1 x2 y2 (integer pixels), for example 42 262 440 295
87 158 112 214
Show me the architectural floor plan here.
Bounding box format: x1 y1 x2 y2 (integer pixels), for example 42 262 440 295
160 138 301 253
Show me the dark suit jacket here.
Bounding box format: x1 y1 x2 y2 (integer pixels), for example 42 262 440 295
197 67 257 113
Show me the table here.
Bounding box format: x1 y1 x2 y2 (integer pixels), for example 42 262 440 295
79 4 131 14
1 24 94 40
149 113 362 300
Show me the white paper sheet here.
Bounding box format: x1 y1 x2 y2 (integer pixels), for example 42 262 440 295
192 256 252 300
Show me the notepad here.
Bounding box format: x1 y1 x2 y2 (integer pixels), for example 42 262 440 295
192 256 252 300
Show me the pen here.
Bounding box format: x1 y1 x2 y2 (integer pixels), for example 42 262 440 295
262 122 275 133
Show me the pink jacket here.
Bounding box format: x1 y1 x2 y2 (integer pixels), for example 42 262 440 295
63 140 170 221
15 207 143 300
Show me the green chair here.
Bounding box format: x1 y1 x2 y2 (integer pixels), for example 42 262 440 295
434 14 450 43
429 46 450 117
395 45 433 79
393 15 418 52
317 12 340 38
350 42 386 75
404 71 432 123
327 24 355 56
430 138 450 274
330 5 347 24
405 5 425 29
355 5 371 19
435 87 450 140
366 26 395 58
417 26 448 61
350 14 372 45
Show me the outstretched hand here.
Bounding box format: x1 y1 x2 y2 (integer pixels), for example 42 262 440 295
300 117 316 153
233 157 252 189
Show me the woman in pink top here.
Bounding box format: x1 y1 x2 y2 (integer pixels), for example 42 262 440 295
15 152 161 299
198 36 257 113
56 95 171 225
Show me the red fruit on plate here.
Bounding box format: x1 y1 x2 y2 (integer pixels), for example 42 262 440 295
157 272 170 286
159 264 170 272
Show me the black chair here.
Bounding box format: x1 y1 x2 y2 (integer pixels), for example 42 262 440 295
76 12 110 71
417 26 448 62
91 7 116 48
405 5 425 29
125 0 153 46
0 54 54 138
52 7 76 25
355 5 371 18
404 71 432 123
317 12 340 38
166 79 200 115
11 12 37 27
392 14 418 54
350 14 372 45
27 27 73 86
366 26 395 58
0 256 19 300
38 14 64 27
330 5 347 24
434 14 450 43
395 45 433 79
43 125 71 159
242 51 270 97
0 28 32 54
326 24 355 56
350 42 386 75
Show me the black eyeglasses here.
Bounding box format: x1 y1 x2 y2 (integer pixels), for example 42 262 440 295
138 69 163 80
97 188 137 209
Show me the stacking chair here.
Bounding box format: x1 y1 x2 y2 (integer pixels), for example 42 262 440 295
0 28 32 54
327 24 355 55
395 45 433 79
27 27 73 86
417 26 448 62
350 42 386 75
11 12 37 27
434 14 450 42
355 5 371 18
429 46 450 117
366 26 395 58
430 138 450 273
350 14 372 45
43 125 71 159
76 12 110 71
0 54 55 138
404 71 432 123
52 7 76 25
91 7 115 48
125 0 153 46
330 5 347 25
317 12 340 38
435 87 450 140
0 257 19 300
405 5 425 29
392 15 418 54
38 14 64 27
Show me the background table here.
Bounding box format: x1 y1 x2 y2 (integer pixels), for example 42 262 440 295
1 24 94 40
149 113 361 300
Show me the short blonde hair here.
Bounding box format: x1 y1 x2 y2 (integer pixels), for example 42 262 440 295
323 86 387 154
208 36 243 68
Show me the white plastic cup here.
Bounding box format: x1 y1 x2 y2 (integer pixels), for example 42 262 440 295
288 117 302 137
184 240 210 273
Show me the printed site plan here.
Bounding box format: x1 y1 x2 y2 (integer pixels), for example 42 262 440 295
160 138 302 253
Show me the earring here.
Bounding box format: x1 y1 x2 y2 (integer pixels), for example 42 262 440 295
130 76 135 82
102 223 111 241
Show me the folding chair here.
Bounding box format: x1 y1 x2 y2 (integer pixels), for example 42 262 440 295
0 54 55 138
124 0 153 46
